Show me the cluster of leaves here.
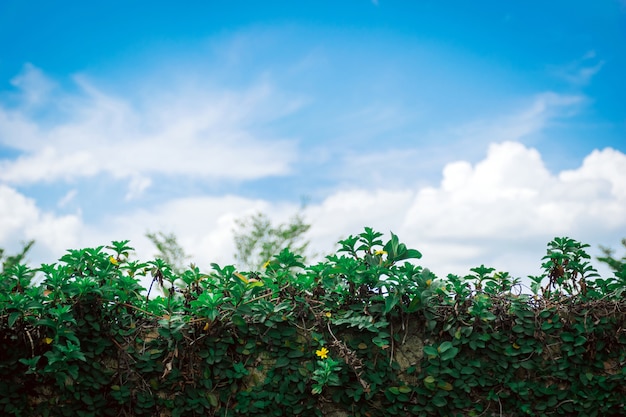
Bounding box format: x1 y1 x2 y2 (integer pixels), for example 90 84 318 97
1 230 625 416
233 210 311 271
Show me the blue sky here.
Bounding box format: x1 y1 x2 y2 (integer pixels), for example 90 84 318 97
1 1 625 284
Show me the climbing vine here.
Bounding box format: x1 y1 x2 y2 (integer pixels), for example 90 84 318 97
1 230 625 416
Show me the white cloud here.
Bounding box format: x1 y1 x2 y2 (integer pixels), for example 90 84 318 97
1 142 624 290
332 92 585 193
125 176 152 200
9 63 56 106
0 184 39 242
449 92 584 147
559 148 626 200
57 189 78 208
307 188 415 251
0 65 299 193
549 51 605 86
306 142 626 281
0 184 83 259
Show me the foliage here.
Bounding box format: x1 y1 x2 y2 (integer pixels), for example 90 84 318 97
1 231 626 416
146 231 190 274
1 240 35 273
233 210 311 271
598 238 626 285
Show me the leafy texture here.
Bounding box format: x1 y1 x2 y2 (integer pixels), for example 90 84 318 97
1 232 625 416
233 210 311 271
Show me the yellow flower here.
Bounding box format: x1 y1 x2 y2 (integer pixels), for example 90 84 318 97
44 337 53 345
426 279 432 287
325 312 332 318
374 250 387 256
109 256 119 265
315 347 329 359
263 260 271 269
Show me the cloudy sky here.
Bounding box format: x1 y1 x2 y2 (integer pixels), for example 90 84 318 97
1 1 625 287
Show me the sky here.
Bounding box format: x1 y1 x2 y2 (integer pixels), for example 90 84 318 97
1 0 625 289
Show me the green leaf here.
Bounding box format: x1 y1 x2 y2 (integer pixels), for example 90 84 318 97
512 324 525 333
424 375 436 390
8 311 21 327
424 346 438 358
440 347 459 361
438 341 453 353
432 395 448 407
541 321 553 331
231 314 247 328
275 356 290 368
406 249 422 259
407 295 421 312
384 294 399 314
207 393 218 407
461 366 475 375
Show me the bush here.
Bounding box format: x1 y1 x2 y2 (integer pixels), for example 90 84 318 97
1 231 625 416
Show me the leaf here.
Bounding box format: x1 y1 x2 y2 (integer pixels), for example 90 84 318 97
454 328 462 339
424 346 438 358
406 249 422 259
231 314 247 328
372 336 389 348
424 375 436 389
384 294 399 314
461 366 475 375
233 272 248 283
438 341 453 353
541 321 553 331
275 356 290 368
207 393 218 407
438 382 453 391
8 312 21 327
512 324 525 333
432 395 448 407
440 347 459 361
407 295 421 312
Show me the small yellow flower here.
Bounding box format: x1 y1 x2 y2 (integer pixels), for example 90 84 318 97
315 347 329 359
263 260 271 269
325 312 332 318
426 279 432 287
374 250 387 256
44 337 53 345
109 256 119 265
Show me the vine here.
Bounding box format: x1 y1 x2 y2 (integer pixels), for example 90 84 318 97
1 231 625 416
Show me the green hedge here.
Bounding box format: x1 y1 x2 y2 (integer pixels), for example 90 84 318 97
1 229 625 416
